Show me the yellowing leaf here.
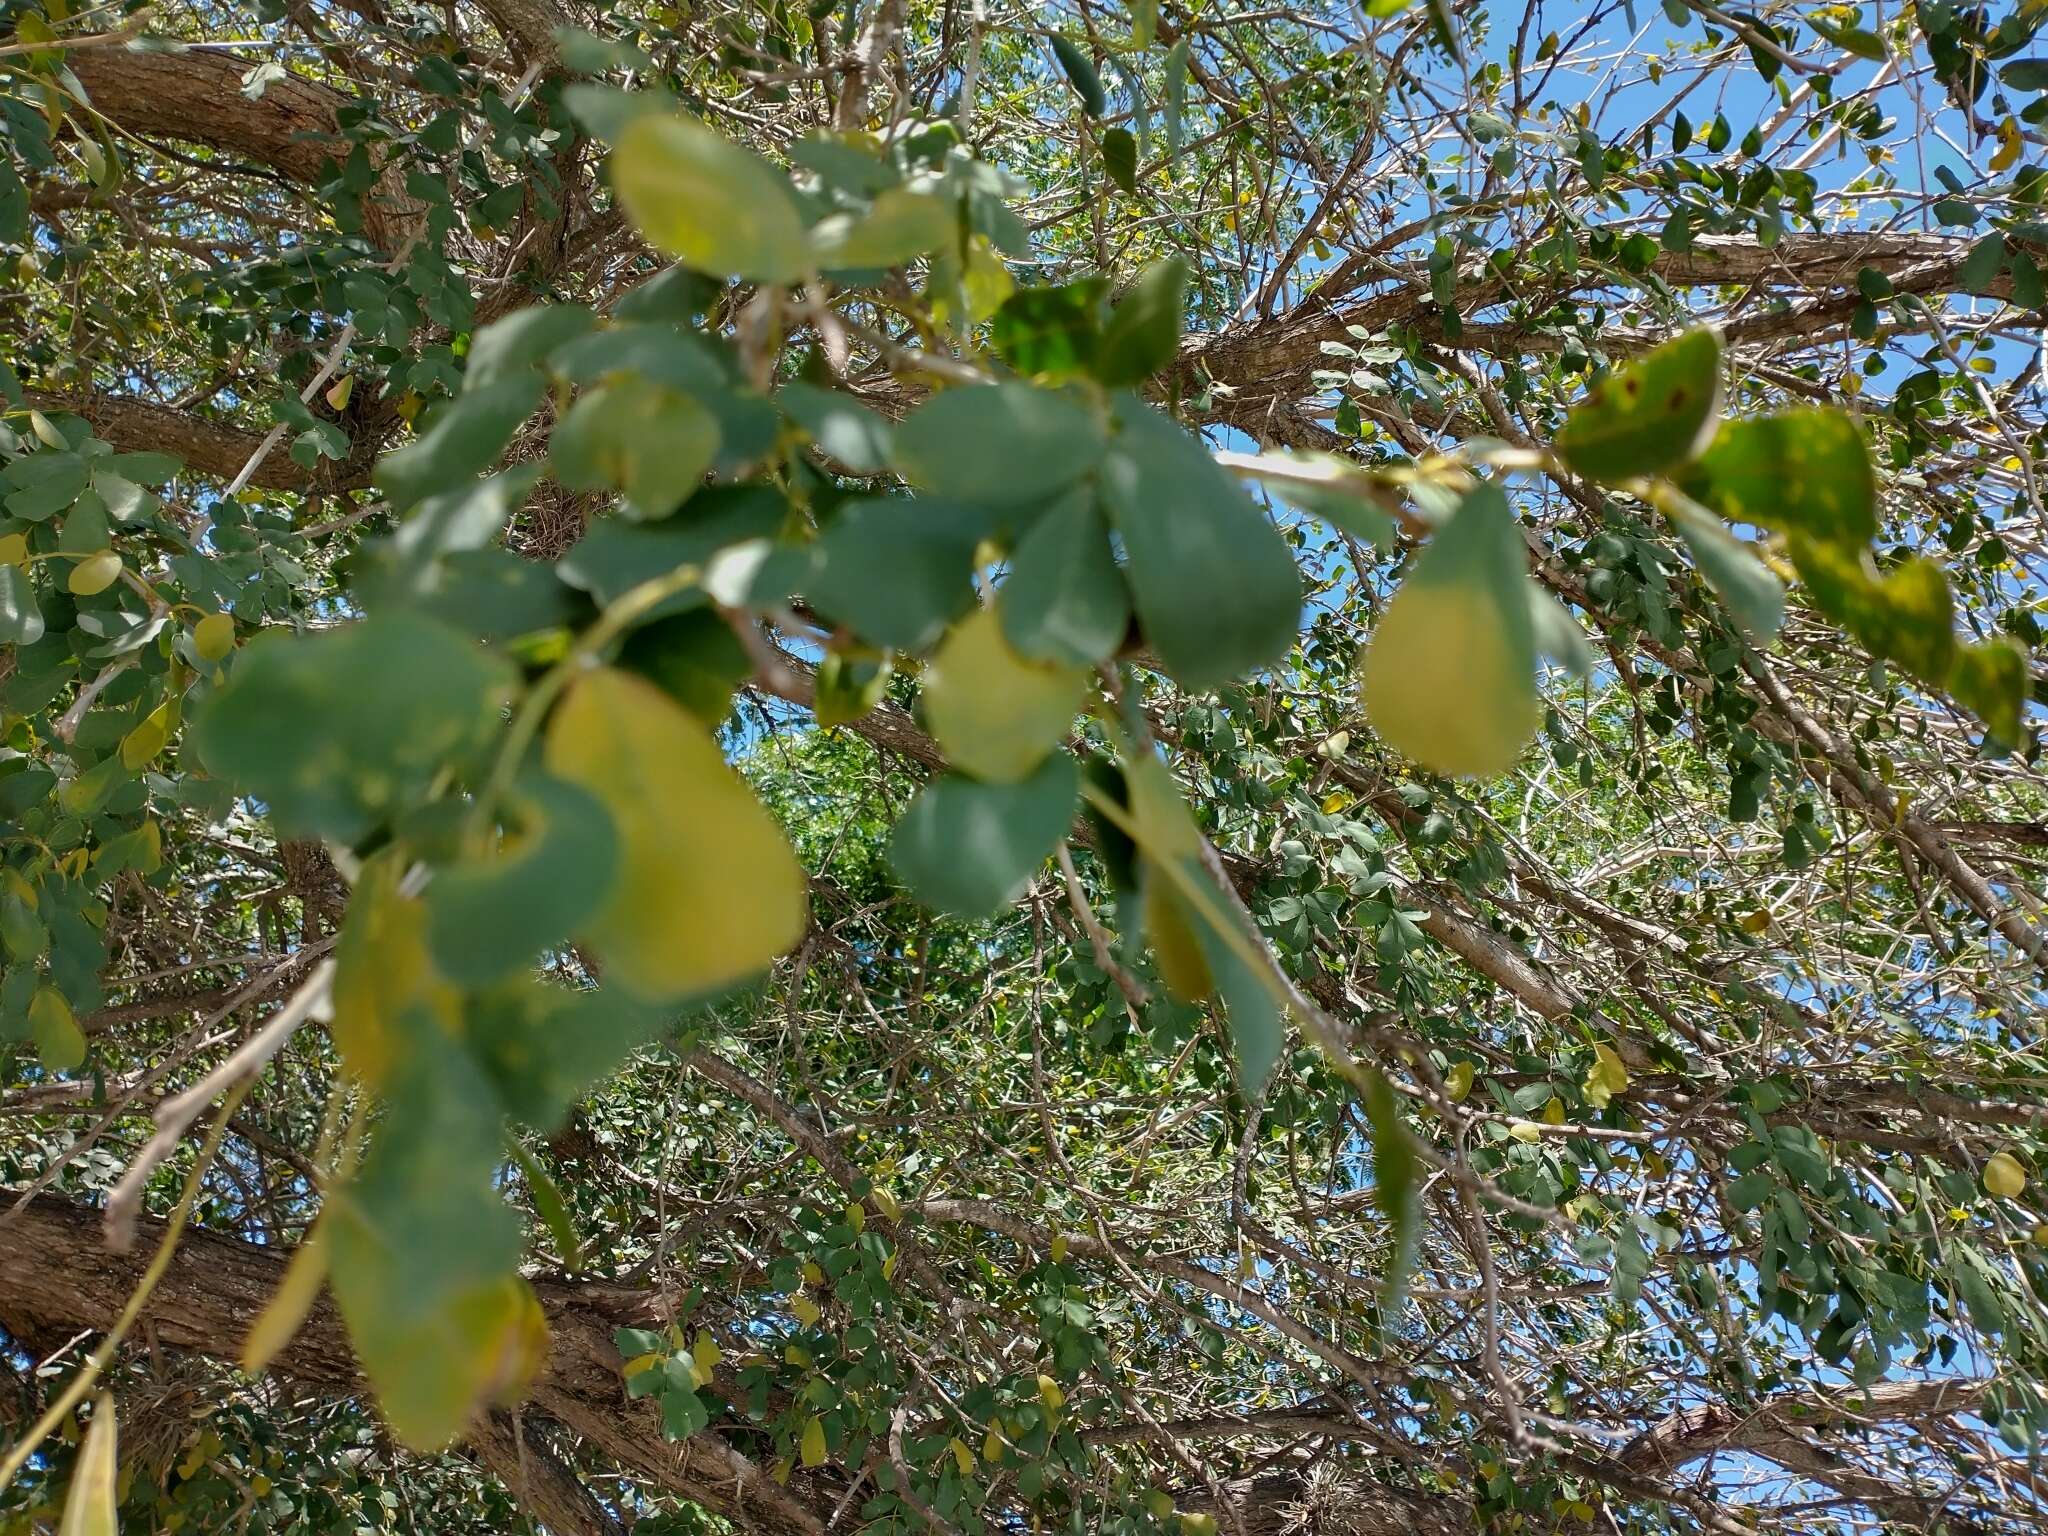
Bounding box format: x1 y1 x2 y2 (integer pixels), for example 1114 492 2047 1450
1737 909 1771 935
326 373 356 411
1985 1151 2027 1200
982 1427 1005 1462
612 113 810 284
1143 872 1212 1001
68 551 123 596
1508 1119 1543 1142
1542 1096 1567 1125
949 1436 975 1476
801 1260 825 1286
29 409 67 449
545 668 806 1000
1037 1372 1066 1412
923 604 1090 784
1050 1233 1070 1262
1361 486 1539 779
121 701 172 770
1444 1061 1475 1103
0 531 27 566
242 1225 330 1374
1583 1043 1629 1109
870 1186 902 1223
29 985 84 1072
59 1396 117 1536
800 1415 827 1467
329 857 460 1091
791 1294 822 1326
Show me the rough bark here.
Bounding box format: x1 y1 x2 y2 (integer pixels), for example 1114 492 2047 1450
25 389 381 493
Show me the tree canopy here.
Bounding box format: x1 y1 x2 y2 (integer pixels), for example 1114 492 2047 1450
3 2 2048 1534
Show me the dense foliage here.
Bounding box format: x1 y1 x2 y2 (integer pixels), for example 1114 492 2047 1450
3 2 2048 1534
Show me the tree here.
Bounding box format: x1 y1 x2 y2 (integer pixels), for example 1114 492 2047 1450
1 1 2046 1532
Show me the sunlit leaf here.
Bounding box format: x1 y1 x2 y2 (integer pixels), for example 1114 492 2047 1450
1361 484 1539 778
923 604 1091 783
58 1397 117 1536
612 113 810 283
1555 327 1723 484
544 667 807 999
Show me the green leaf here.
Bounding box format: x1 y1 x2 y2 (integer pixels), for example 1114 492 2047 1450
889 755 1080 916
781 382 894 474
1362 1071 1418 1310
1789 539 1955 686
1120 753 1281 1093
466 977 665 1132
1101 127 1138 193
611 113 810 283
1949 638 2027 743
1959 232 2007 294
327 1031 544 1451
550 377 720 518
377 372 545 511
464 303 595 388
555 488 785 608
924 603 1091 783
810 188 955 271
1100 399 1302 690
807 496 990 652
1000 490 1130 666
1361 483 1539 778
105 450 183 485
992 280 1107 379
618 608 754 724
544 667 807 1000
193 613 517 844
1051 36 1107 116
1555 327 1723 484
1162 39 1189 156
424 774 619 987
1669 496 1786 642
813 650 889 726
0 564 43 647
1679 408 1877 548
892 384 1105 505
1093 257 1188 387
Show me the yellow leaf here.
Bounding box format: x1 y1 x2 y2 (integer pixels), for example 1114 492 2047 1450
59 1396 117 1536
801 1260 825 1286
949 1436 975 1476
923 604 1090 783
1542 1096 1567 1125
1143 870 1212 1002
242 1225 329 1374
193 611 236 663
1737 909 1770 935
1444 1061 1475 1103
121 702 172 770
771 1456 793 1485
325 374 356 411
1993 116 2022 173
881 1249 898 1283
68 551 123 596
1508 1119 1542 1142
1036 1373 1065 1412
1985 1151 2027 1200
693 1331 723 1377
0 531 26 566
622 1352 663 1379
800 1415 827 1467
29 409 67 449
329 856 459 1090
871 1186 902 1223
28 985 84 1072
1049 1234 1070 1262
1583 1043 1630 1109
1363 577 1538 778
791 1294 822 1327
846 1200 866 1232
545 667 806 1000
982 1427 1004 1462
